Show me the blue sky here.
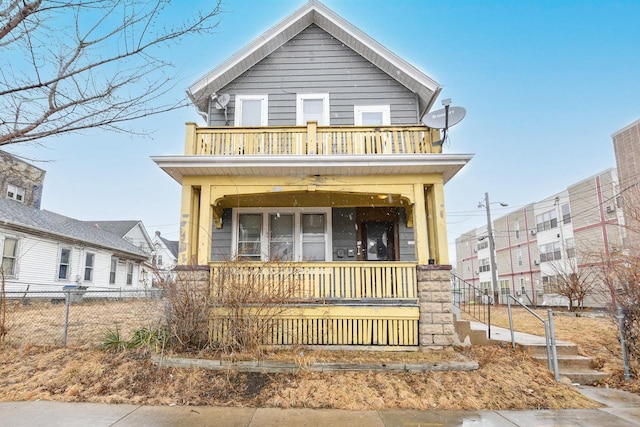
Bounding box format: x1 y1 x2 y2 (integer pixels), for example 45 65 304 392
6 0 640 260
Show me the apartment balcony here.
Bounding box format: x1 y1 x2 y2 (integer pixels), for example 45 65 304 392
154 122 470 182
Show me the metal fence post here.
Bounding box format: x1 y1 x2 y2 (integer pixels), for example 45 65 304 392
617 306 632 381
548 309 560 382
63 289 71 347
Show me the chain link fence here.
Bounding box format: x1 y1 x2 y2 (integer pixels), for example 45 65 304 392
0 289 167 348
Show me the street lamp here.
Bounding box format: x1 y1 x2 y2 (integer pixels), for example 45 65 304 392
478 192 508 305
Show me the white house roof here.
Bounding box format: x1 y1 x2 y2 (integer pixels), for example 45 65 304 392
0 199 148 260
188 0 442 117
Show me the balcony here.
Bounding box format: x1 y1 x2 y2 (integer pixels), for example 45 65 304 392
186 122 440 156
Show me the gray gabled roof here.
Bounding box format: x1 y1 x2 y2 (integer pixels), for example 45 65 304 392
0 199 147 260
84 220 140 238
159 235 179 258
188 0 441 118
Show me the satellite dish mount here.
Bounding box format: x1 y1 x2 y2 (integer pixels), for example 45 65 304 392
211 93 231 125
421 98 466 147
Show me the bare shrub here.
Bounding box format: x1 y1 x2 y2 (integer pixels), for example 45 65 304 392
209 260 304 354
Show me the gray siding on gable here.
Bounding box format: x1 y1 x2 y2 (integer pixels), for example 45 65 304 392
211 209 233 261
209 25 419 127
332 208 357 261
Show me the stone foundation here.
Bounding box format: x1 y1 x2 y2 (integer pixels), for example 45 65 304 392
174 265 211 293
417 264 454 351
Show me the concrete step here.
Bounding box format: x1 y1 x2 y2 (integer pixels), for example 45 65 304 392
560 370 610 385
454 320 489 346
532 354 594 370
519 342 580 357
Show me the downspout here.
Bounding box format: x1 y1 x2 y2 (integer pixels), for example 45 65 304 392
186 88 209 124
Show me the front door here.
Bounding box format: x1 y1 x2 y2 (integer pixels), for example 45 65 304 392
362 221 395 261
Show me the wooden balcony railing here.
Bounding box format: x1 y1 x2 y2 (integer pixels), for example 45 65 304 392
187 122 438 156
209 261 418 301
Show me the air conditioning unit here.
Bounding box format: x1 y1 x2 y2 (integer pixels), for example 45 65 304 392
533 260 540 266
606 205 614 213
530 230 537 236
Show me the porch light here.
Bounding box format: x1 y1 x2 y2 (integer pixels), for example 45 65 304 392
377 194 389 200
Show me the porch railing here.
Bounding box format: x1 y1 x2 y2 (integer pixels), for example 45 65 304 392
210 261 418 301
189 123 436 156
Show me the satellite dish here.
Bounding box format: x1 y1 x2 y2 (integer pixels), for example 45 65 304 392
213 93 230 110
421 106 466 129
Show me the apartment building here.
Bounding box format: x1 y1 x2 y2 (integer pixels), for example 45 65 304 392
455 168 621 308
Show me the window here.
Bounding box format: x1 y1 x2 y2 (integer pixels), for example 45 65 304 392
536 209 558 232
517 249 523 267
477 240 488 251
234 95 268 126
6 184 25 202
500 280 511 295
479 258 491 272
109 257 117 284
2 237 18 277
126 261 134 285
58 248 71 280
539 242 561 263
514 222 520 239
561 204 571 224
354 105 390 126
296 94 329 125
565 238 575 258
157 255 163 267
542 275 560 294
84 253 94 281
233 208 331 262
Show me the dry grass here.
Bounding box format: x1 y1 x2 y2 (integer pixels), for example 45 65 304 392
0 303 637 409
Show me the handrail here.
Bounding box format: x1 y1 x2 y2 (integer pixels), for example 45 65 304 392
506 295 556 377
451 274 492 338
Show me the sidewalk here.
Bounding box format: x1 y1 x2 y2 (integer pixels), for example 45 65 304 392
1 386 640 427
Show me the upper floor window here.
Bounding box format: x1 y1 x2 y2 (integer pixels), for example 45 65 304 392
514 222 520 239
234 95 268 126
479 258 490 272
7 184 25 202
58 248 71 280
536 209 557 232
561 204 571 224
296 93 329 125
84 252 94 282
354 105 390 126
2 237 19 277
517 249 523 267
539 242 561 263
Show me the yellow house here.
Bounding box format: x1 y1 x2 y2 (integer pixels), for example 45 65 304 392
153 0 472 351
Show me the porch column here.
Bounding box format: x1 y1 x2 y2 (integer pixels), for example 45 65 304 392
417 264 455 351
197 184 213 265
179 184 200 265
427 182 449 265
412 183 429 264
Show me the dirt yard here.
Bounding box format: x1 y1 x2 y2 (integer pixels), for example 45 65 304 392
0 304 636 410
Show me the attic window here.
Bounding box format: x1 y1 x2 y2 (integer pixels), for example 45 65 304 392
7 184 25 202
234 95 268 126
297 94 329 126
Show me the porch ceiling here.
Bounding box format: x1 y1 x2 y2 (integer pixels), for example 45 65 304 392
151 154 473 184
215 191 409 209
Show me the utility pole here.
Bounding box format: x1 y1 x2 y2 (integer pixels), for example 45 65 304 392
485 192 500 305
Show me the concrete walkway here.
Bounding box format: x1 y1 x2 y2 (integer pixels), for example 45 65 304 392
1 386 640 426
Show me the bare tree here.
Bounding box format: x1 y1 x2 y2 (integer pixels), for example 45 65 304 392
0 0 222 146
545 250 602 312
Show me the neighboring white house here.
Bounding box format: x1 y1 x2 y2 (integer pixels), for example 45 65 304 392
151 231 178 285
84 220 155 287
0 198 150 292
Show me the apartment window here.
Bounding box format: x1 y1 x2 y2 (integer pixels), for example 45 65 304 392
517 249 523 267
6 184 25 202
561 204 571 224
354 105 390 126
500 279 511 295
84 253 94 281
126 261 133 285
479 258 491 272
542 275 560 294
109 257 117 284
234 95 268 126
565 238 575 258
296 94 329 125
477 240 488 251
539 242 561 263
233 208 331 262
536 210 558 232
58 248 71 280
514 222 520 239
2 237 18 277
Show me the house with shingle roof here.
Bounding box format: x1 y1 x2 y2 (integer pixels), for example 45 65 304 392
151 231 179 285
0 198 150 292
